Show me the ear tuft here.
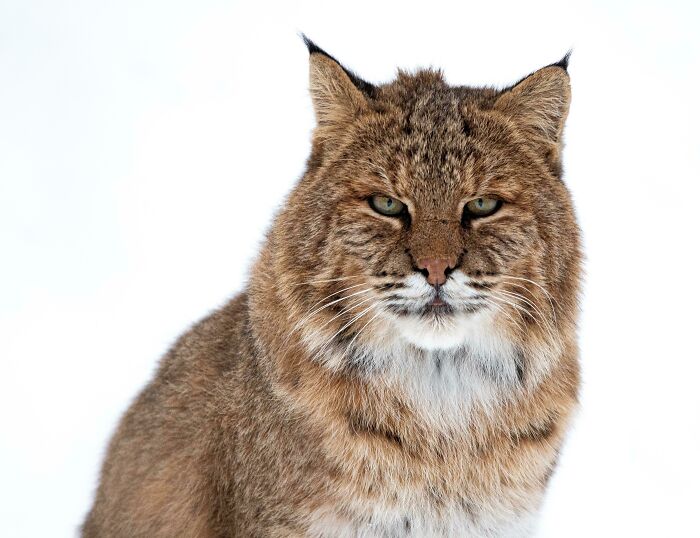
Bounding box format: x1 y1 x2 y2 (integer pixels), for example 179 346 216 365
549 50 572 72
301 34 328 57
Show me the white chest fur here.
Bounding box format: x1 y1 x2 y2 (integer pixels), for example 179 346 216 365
307 501 537 537
303 281 542 537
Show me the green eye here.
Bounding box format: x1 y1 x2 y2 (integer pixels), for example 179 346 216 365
464 197 502 218
369 195 405 216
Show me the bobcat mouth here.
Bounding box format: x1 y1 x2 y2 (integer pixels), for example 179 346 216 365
423 303 453 316
423 294 453 315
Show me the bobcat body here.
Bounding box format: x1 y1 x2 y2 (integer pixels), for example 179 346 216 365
84 39 581 537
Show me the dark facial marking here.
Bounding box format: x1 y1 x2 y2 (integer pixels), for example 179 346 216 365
469 281 494 290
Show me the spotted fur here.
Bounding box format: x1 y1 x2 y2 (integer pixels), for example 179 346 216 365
83 39 581 537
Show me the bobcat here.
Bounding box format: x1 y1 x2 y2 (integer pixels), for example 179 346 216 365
83 37 581 537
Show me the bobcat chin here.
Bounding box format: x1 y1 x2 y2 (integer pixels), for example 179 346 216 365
84 37 581 537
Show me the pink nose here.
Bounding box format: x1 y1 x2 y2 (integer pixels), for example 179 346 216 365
416 258 455 286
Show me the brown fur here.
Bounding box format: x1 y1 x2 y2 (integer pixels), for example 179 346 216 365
83 42 581 537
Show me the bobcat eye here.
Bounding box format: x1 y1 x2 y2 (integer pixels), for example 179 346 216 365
463 197 502 219
369 195 405 217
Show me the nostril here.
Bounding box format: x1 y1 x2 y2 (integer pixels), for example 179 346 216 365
416 257 453 286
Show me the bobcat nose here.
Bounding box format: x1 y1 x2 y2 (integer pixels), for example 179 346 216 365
416 258 455 287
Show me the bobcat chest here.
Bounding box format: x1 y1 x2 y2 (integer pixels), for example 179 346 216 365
289 320 555 538
306 495 536 537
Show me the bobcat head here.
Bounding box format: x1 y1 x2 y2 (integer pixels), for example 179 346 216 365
251 38 580 385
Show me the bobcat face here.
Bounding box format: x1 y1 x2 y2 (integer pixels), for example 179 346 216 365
314 100 550 351
274 40 579 368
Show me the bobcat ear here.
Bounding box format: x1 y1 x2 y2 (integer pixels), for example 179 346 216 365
302 35 375 140
494 54 572 176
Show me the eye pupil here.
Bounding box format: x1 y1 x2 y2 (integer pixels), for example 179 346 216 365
463 197 502 221
369 194 405 217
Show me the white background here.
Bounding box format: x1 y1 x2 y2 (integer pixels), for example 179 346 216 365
1 1 699 536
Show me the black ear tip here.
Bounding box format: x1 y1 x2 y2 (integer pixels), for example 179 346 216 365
300 33 326 56
552 50 572 71
299 34 379 98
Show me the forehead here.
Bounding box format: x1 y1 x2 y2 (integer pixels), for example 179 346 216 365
356 85 522 208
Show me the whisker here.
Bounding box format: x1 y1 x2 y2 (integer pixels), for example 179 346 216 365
494 289 553 329
499 275 558 322
481 297 527 337
305 282 369 311
488 294 544 336
282 290 373 351
489 292 559 344
498 280 556 324
346 308 384 350
313 303 377 361
319 303 376 353
327 304 377 346
296 275 365 287
315 295 378 333
491 291 554 336
495 289 558 341
292 288 374 333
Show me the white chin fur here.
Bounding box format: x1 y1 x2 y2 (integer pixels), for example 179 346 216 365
394 309 500 351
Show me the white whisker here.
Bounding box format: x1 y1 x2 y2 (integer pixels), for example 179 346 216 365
296 275 364 287
494 289 553 329
499 275 558 323
347 309 384 350
315 295 378 332
489 291 559 344
293 287 374 332
480 297 526 337
312 303 377 362
306 282 369 311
